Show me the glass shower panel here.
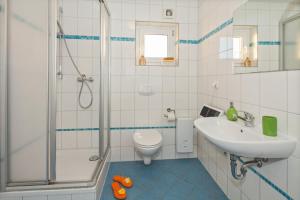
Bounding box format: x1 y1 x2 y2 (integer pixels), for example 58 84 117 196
0 0 7 190
55 0 102 182
100 3 110 157
7 0 49 183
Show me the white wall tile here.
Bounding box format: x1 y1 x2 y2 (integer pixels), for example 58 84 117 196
121 147 135 161
48 195 71 200
259 159 288 191
162 145 175 159
110 2 122 20
77 111 92 128
162 129 175 145
135 3 150 21
241 73 260 105
78 0 93 18
288 113 300 158
62 0 78 18
149 110 163 125
228 179 242 200
287 71 300 114
121 93 135 110
62 132 77 149
111 147 121 162
111 131 121 148
216 168 227 195
71 193 95 200
0 197 22 200
121 111 134 126
23 196 47 200
77 131 92 149
227 75 241 102
120 131 134 147
288 157 300 200
260 72 287 111
175 77 189 93
260 181 285 200
241 170 260 200
122 3 135 20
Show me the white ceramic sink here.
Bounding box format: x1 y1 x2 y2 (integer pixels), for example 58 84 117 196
194 117 297 158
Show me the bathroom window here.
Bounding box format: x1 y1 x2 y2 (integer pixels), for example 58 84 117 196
136 21 178 66
144 35 168 58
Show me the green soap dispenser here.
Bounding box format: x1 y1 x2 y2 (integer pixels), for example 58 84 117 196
226 102 238 121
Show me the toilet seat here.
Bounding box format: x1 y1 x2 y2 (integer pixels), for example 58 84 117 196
133 130 162 147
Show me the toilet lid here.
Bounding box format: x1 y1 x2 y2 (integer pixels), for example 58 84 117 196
133 130 162 146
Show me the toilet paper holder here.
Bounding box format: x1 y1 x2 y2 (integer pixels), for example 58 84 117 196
166 108 175 113
163 108 176 118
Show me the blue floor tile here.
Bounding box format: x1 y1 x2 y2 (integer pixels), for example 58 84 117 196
100 158 228 200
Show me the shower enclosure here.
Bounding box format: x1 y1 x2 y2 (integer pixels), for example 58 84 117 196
0 0 110 193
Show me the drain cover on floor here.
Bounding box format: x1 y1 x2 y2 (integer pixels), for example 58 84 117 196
89 155 101 161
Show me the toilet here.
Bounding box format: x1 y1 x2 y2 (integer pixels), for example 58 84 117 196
133 130 162 165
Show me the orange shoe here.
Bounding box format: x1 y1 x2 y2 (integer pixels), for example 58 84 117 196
111 182 126 200
113 176 133 188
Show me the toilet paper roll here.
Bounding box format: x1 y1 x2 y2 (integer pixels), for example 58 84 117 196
166 111 176 121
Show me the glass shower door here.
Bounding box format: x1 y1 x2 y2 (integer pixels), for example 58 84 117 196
54 0 103 183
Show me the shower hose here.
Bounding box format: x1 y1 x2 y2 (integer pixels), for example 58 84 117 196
57 21 93 109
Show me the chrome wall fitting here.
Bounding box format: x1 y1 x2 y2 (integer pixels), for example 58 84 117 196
77 74 94 82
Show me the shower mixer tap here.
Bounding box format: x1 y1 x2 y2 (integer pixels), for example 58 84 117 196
77 74 94 82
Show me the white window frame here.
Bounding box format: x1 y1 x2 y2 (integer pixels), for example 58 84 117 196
136 21 179 66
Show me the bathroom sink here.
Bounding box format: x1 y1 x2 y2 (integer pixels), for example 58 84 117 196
194 117 297 158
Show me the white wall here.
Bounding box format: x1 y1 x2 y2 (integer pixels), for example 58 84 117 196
197 0 300 200
106 0 200 162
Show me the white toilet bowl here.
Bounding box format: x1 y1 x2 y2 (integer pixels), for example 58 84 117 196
133 130 162 165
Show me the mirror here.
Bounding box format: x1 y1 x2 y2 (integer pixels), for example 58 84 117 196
233 0 300 74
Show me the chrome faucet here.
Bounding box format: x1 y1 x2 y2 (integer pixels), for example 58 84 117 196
238 111 255 127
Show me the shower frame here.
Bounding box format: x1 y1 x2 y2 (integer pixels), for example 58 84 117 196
0 0 111 192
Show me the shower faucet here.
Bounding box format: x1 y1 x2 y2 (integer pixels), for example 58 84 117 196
77 74 94 82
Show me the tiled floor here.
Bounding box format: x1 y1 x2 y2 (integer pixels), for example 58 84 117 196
100 158 228 200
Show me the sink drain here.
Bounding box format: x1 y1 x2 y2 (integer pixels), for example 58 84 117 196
89 155 101 161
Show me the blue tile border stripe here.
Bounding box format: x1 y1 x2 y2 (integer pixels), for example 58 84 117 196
56 125 176 132
56 128 99 132
57 34 136 42
197 18 234 44
58 34 200 45
57 34 100 40
258 41 280 46
57 21 281 47
110 36 135 42
178 40 199 44
240 158 293 200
